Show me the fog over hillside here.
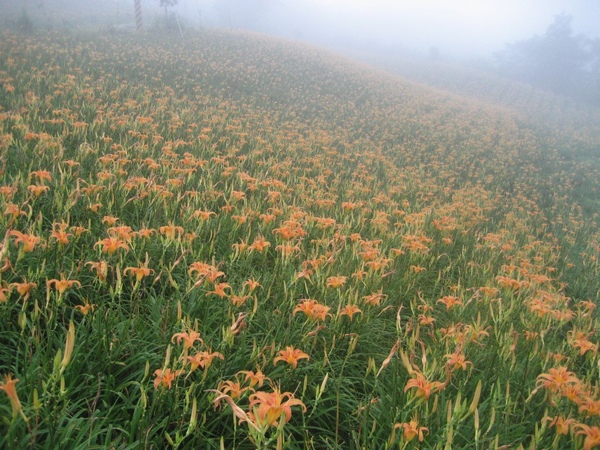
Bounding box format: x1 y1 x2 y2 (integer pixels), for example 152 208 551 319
2 0 600 104
3 0 598 56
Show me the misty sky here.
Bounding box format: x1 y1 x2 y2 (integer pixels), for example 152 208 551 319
4 0 600 59
281 0 600 57
168 0 600 59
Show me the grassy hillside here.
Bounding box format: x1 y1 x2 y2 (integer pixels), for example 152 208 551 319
1 29 599 449
354 53 600 131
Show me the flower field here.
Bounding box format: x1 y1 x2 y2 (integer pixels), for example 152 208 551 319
1 29 599 449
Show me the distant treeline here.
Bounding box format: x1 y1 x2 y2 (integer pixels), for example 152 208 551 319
494 14 600 107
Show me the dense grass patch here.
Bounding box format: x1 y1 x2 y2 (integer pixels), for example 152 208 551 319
0 29 599 449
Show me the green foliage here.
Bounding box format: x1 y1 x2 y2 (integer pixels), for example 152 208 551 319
0 28 598 449
496 14 600 105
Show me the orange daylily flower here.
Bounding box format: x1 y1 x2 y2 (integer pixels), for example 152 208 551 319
296 266 314 281
418 303 434 313
358 247 379 261
185 349 224 372
0 283 11 303
27 184 50 197
274 346 310 369
560 383 585 404
579 398 600 416
577 300 596 314
247 388 306 428
365 258 392 272
217 379 252 401
405 240 429 253
390 248 405 256
0 374 26 421
418 314 435 326
404 371 444 399
272 220 306 241
230 294 250 306
362 292 387 307
293 299 331 321
260 213 277 225
159 223 184 240
123 265 155 282
437 295 463 310
94 236 129 254
444 351 472 372
10 281 37 301
535 366 580 395
4 203 27 220
8 230 40 252
0 185 18 199
248 235 271 253
97 171 114 182
326 276 347 288
569 331 598 356
189 262 224 284
184 231 197 243
572 338 597 356
524 331 539 341
461 323 490 344
24 132 39 141
136 228 156 239
340 304 363 321
191 209 216 221
107 225 135 241
230 190 246 201
171 330 204 350
30 170 52 183
543 415 576 435
574 423 600 450
153 368 185 390
51 228 72 245
265 190 281 203
394 417 428 442
275 243 300 257
239 369 269 388
207 282 231 298
496 276 524 291
243 278 262 292
101 216 119 226
47 277 81 295
86 260 109 282
232 215 248 225
352 269 367 280
62 159 80 168
74 299 96 315
232 240 249 255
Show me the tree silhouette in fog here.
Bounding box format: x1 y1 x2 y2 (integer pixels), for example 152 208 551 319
496 14 599 105
160 0 178 18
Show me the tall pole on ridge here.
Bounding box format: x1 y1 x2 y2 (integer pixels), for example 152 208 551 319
134 0 143 31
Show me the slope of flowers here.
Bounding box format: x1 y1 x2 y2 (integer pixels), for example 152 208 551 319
359 54 600 140
0 29 599 449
